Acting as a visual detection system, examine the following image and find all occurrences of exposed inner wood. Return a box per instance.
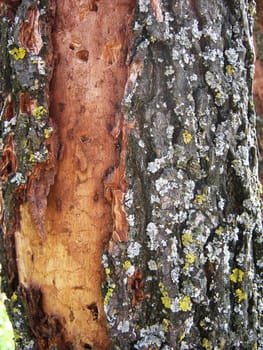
[15,1,135,348]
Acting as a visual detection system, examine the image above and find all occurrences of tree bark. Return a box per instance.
[0,0,262,349]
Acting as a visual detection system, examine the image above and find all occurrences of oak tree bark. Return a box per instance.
[0,0,262,349]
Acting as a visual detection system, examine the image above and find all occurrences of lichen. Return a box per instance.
[182,130,192,144]
[162,318,169,332]
[179,295,192,312]
[104,284,116,307]
[182,232,193,247]
[202,337,212,350]
[184,253,196,266]
[230,268,244,283]
[195,192,207,205]
[235,289,247,303]
[225,64,235,76]
[9,47,26,60]
[123,260,132,271]
[32,105,47,120]
[43,126,53,139]
[158,282,172,310]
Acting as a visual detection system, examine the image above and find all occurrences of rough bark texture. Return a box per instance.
[0,0,262,349]
[103,0,263,349]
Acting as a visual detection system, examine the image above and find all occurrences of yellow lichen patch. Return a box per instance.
[235,288,247,302]
[230,268,244,283]
[9,47,26,60]
[202,338,212,350]
[150,35,156,43]
[179,295,192,312]
[179,331,185,343]
[43,127,53,139]
[11,292,18,302]
[104,284,116,306]
[195,193,206,205]
[182,232,193,247]
[29,154,37,163]
[215,226,224,236]
[182,131,192,144]
[185,253,196,265]
[162,318,169,332]
[199,320,205,328]
[248,2,256,17]
[225,64,235,75]
[105,268,111,276]
[32,106,47,119]
[123,260,132,270]
[159,282,172,309]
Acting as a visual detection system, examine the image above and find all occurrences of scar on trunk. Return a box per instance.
[15,0,136,347]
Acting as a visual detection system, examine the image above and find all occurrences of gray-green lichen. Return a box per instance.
[102,0,263,349]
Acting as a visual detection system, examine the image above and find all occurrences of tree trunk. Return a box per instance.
[0,0,262,349]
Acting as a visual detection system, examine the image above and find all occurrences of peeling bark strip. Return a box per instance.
[16,0,135,348]
[1,0,135,349]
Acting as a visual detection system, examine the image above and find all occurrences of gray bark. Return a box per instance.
[103,0,263,349]
[0,0,262,349]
